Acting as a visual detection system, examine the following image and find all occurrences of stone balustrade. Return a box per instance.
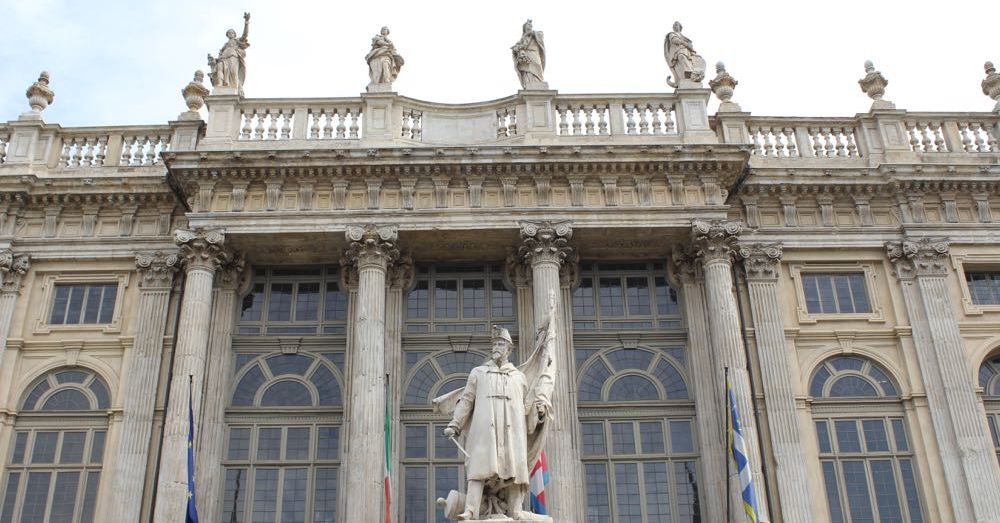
[234,98,364,141]
[119,131,171,166]
[553,94,678,136]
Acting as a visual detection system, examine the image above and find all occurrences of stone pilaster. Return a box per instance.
[0,251,29,368]
[517,221,584,523]
[341,224,399,523]
[196,255,246,522]
[153,229,231,523]
[504,250,534,361]
[671,248,726,523]
[387,253,412,520]
[886,238,1000,522]
[737,243,815,522]
[111,252,179,523]
[690,219,769,521]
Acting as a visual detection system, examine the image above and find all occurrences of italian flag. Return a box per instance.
[384,382,392,523]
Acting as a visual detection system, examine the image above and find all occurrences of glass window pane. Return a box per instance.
[572,278,595,317]
[311,365,342,407]
[50,285,71,324]
[266,354,316,375]
[835,421,862,453]
[850,273,871,313]
[99,284,118,323]
[0,472,20,523]
[59,432,86,464]
[241,283,265,321]
[491,280,513,317]
[607,375,659,401]
[598,278,625,316]
[584,463,610,522]
[42,389,92,411]
[83,285,103,323]
[407,281,429,319]
[10,432,27,464]
[324,282,348,321]
[639,421,666,454]
[257,428,282,460]
[435,466,460,516]
[811,366,832,397]
[817,275,837,314]
[21,472,52,522]
[314,467,338,523]
[228,428,251,460]
[670,420,694,454]
[654,277,679,316]
[870,460,903,523]
[674,461,700,522]
[434,425,457,459]
[643,462,671,523]
[404,466,428,523]
[899,459,924,523]
[90,431,105,464]
[294,283,320,321]
[405,425,428,459]
[862,420,890,452]
[610,422,636,455]
[833,274,854,313]
[89,379,110,410]
[222,468,248,523]
[462,279,486,318]
[435,280,458,318]
[32,432,59,463]
[803,275,821,314]
[581,423,606,456]
[280,468,308,523]
[822,461,845,523]
[50,471,81,522]
[65,285,85,324]
[816,420,833,453]
[613,463,641,520]
[268,283,293,322]
[285,428,310,460]
[260,381,313,407]
[252,468,279,523]
[317,426,339,460]
[80,472,100,523]
[829,376,879,398]
[626,277,651,315]
[233,365,266,407]
[841,460,875,522]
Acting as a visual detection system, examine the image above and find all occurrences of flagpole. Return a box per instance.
[724,366,731,523]
[384,372,392,523]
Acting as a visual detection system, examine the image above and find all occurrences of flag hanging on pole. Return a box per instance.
[529,450,550,515]
[186,376,200,523]
[727,372,761,523]
[384,375,392,523]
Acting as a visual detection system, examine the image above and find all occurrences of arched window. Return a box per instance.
[400,349,487,523]
[810,356,925,522]
[0,368,109,522]
[576,345,698,522]
[979,355,1000,465]
[222,351,344,522]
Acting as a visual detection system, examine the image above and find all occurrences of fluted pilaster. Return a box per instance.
[387,253,412,520]
[112,252,179,523]
[517,221,584,523]
[0,251,29,369]
[738,243,814,522]
[887,238,1000,522]
[504,250,534,361]
[341,224,399,523]
[690,219,769,521]
[153,229,231,523]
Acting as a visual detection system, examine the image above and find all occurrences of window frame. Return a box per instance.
[951,254,1000,316]
[236,266,348,336]
[571,262,681,332]
[33,273,129,334]
[404,263,515,334]
[788,263,884,324]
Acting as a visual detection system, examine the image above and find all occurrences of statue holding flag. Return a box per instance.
[433,293,557,521]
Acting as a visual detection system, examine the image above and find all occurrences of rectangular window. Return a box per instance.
[966,271,1000,305]
[49,283,118,325]
[802,273,871,314]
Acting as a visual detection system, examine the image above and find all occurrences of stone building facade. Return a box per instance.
[1,28,1000,523]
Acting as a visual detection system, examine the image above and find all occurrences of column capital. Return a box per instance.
[886,237,950,278]
[0,250,30,294]
[670,245,702,285]
[342,224,400,272]
[135,251,180,289]
[388,253,415,290]
[738,243,783,281]
[518,220,574,268]
[504,249,532,289]
[175,228,231,272]
[215,253,248,291]
[691,219,742,265]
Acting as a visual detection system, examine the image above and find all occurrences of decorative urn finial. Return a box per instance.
[181,70,211,115]
[25,71,54,114]
[709,61,740,111]
[982,61,1000,113]
[858,60,893,110]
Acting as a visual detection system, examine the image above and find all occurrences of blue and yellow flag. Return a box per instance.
[727,375,761,523]
[187,376,199,523]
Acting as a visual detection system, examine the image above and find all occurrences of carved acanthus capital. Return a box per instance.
[738,243,783,281]
[504,249,532,288]
[886,237,950,278]
[559,251,581,289]
[518,221,574,268]
[175,228,231,272]
[0,251,30,294]
[389,253,415,290]
[216,253,248,291]
[135,251,180,289]
[690,219,742,265]
[341,224,399,272]
[670,245,702,285]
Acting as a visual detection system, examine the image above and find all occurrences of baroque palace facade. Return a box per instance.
[1,18,1000,523]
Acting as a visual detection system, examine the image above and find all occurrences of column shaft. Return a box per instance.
[0,251,29,369]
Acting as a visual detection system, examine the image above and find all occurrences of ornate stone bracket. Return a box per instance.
[886,237,950,279]
[135,252,180,289]
[175,228,232,272]
[690,219,742,264]
[341,224,400,273]
[0,251,31,294]
[738,243,783,281]
[517,221,574,267]
[216,253,248,291]
[669,245,702,285]
[389,252,415,290]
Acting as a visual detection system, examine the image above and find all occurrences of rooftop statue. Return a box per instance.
[982,61,1000,113]
[434,294,557,521]
[366,26,404,93]
[858,60,893,110]
[511,19,548,90]
[664,21,706,89]
[206,12,250,93]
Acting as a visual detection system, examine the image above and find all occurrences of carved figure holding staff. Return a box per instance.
[207,12,251,91]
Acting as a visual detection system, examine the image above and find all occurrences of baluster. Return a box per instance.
[150,136,162,164]
[906,123,920,152]
[240,111,252,140]
[401,111,411,138]
[624,105,637,134]
[553,106,565,135]
[120,136,133,165]
[571,106,583,135]
[145,135,156,164]
[324,110,335,139]
[497,110,508,138]
[959,123,973,152]
[508,109,517,135]
[650,104,663,134]
[280,110,291,139]
[973,122,988,152]
[260,110,272,140]
[933,124,946,152]
[307,110,319,139]
[664,106,676,133]
[834,128,847,157]
[987,124,999,152]
[412,112,421,141]
[807,128,822,157]
[59,139,71,166]
[917,122,933,152]
[783,128,798,157]
[765,127,778,157]
[819,128,834,157]
[335,109,346,139]
[846,131,858,157]
[597,106,608,135]
[349,108,360,139]
[751,127,763,156]
[637,105,650,134]
[584,106,596,135]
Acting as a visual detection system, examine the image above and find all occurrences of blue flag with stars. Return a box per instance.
[187,376,199,523]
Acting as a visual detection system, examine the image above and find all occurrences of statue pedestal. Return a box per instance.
[462,518,553,522]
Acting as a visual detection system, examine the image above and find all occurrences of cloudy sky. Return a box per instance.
[1,0,997,127]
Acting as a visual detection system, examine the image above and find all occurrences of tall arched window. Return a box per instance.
[0,368,109,523]
[576,345,698,522]
[979,355,1000,465]
[810,356,925,522]
[222,351,344,522]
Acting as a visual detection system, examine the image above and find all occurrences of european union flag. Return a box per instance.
[187,376,199,523]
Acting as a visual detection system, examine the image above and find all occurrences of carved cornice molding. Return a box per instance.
[690,219,742,264]
[518,221,574,268]
[135,251,179,289]
[175,228,231,272]
[0,250,30,294]
[738,243,783,281]
[341,224,400,272]
[886,237,950,279]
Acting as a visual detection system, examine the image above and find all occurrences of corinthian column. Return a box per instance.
[738,243,814,522]
[196,256,245,522]
[112,252,179,523]
[887,238,1000,521]
[517,221,584,523]
[153,229,231,523]
[341,224,399,523]
[689,219,769,520]
[0,251,29,368]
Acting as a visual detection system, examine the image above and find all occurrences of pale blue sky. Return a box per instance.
[1,0,997,127]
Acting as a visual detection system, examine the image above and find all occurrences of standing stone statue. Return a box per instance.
[664,21,706,88]
[511,19,548,90]
[207,12,251,92]
[433,295,557,521]
[366,26,404,93]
